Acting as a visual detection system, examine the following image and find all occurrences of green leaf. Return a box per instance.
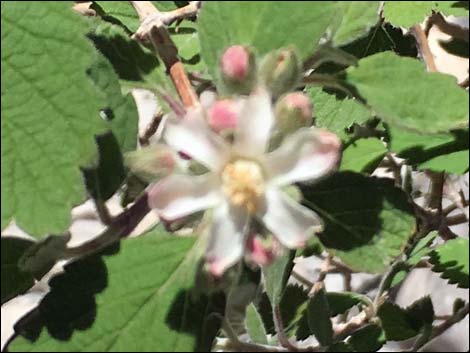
[308,87,372,139]
[9,231,226,352]
[326,292,370,316]
[430,238,469,288]
[340,23,418,60]
[301,172,416,273]
[82,132,127,202]
[434,1,470,17]
[307,286,333,346]
[94,1,178,32]
[170,21,205,72]
[262,250,295,306]
[420,150,469,174]
[384,1,469,28]
[332,2,381,46]
[88,52,139,152]
[281,285,309,334]
[377,301,419,340]
[304,43,358,71]
[348,324,385,351]
[224,265,261,334]
[388,127,469,173]
[1,2,106,236]
[407,232,438,267]
[384,2,436,28]
[378,297,434,342]
[18,234,70,280]
[407,296,434,330]
[89,21,170,93]
[1,237,36,304]
[346,52,469,133]
[198,1,335,79]
[245,303,268,344]
[341,138,387,174]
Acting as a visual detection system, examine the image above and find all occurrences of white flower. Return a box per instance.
[149,88,341,276]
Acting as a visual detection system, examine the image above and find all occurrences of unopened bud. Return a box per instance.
[206,99,239,133]
[246,234,283,267]
[275,92,313,135]
[125,144,179,182]
[220,45,256,94]
[259,47,301,98]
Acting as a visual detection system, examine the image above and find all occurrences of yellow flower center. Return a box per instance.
[221,159,265,214]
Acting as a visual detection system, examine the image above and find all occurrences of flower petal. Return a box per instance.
[164,112,230,170]
[265,127,341,187]
[148,173,222,221]
[206,202,249,277]
[258,188,323,248]
[234,88,274,156]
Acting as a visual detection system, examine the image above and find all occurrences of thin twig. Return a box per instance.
[373,260,405,308]
[65,192,150,258]
[72,1,96,16]
[339,272,353,322]
[411,25,437,72]
[333,312,369,341]
[159,1,201,26]
[386,153,403,187]
[445,213,469,226]
[139,111,164,146]
[412,303,469,352]
[131,1,199,108]
[273,305,299,351]
[93,198,113,225]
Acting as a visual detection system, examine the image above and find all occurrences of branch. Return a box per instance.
[409,303,470,352]
[273,305,300,351]
[131,1,199,109]
[65,192,150,258]
[139,110,164,146]
[411,25,437,72]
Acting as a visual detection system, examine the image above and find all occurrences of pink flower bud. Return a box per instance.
[246,234,278,267]
[220,45,256,94]
[207,99,239,133]
[275,92,313,135]
[220,45,250,81]
[283,92,313,120]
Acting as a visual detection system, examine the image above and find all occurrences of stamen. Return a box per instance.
[222,159,265,214]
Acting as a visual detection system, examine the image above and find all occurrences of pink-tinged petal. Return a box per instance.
[246,234,277,267]
[207,99,240,133]
[258,188,323,249]
[206,202,249,277]
[164,113,230,170]
[265,127,341,187]
[148,173,222,221]
[234,88,275,156]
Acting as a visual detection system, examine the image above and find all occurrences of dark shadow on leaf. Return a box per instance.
[14,244,119,343]
[165,289,226,352]
[397,129,469,166]
[181,53,202,66]
[1,237,36,305]
[452,1,470,10]
[300,172,413,251]
[439,37,469,58]
[168,27,197,35]
[88,32,163,82]
[317,23,417,76]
